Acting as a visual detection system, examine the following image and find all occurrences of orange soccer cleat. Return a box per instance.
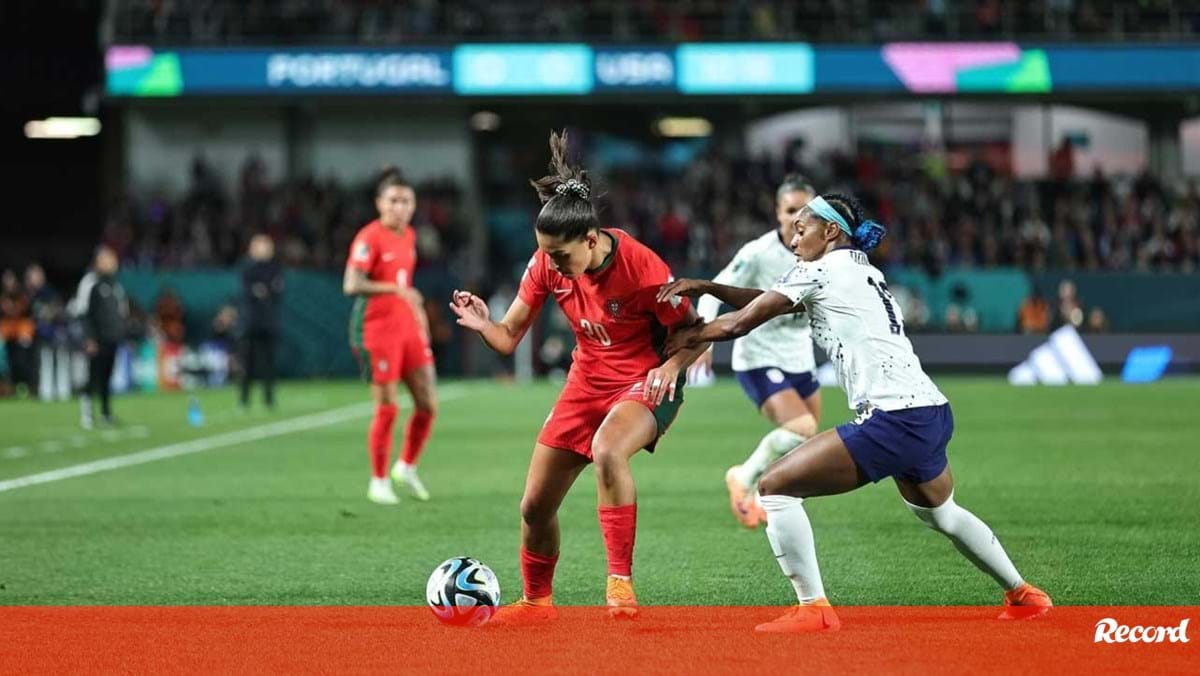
[725,466,761,529]
[606,576,639,619]
[489,596,559,626]
[754,599,841,633]
[999,582,1053,620]
[741,494,768,526]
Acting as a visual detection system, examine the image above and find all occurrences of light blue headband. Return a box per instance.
[806,196,852,236]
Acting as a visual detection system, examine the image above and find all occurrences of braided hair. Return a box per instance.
[529,130,599,241]
[822,192,887,253]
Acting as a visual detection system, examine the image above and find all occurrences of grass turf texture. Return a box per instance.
[0,377,1197,606]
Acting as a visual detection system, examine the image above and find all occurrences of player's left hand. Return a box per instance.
[664,324,703,356]
[643,363,680,405]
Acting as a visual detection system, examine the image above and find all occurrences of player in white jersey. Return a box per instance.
[660,193,1051,632]
[693,175,821,529]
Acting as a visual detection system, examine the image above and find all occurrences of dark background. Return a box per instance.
[0,1,104,286]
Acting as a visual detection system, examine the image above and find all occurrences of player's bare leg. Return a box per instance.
[392,363,437,500]
[592,401,658,619]
[729,388,822,528]
[492,444,589,625]
[754,429,866,632]
[366,381,401,505]
[896,467,1052,620]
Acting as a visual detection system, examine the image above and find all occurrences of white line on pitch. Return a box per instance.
[0,388,462,494]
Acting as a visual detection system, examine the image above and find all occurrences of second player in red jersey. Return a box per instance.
[450,130,709,622]
[344,168,438,505]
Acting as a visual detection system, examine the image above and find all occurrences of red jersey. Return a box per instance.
[518,229,692,388]
[347,220,418,344]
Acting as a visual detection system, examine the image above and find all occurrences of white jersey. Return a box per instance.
[771,249,947,412]
[698,230,815,373]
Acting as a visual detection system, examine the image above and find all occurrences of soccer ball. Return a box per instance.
[425,556,501,626]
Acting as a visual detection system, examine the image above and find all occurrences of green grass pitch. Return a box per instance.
[1,377,1197,606]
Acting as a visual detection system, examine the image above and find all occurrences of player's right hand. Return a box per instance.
[449,290,489,331]
[656,278,707,303]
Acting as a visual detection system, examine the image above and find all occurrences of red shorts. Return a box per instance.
[538,377,685,460]
[356,333,434,385]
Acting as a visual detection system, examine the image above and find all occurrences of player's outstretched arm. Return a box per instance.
[657,279,764,311]
[449,290,536,356]
[666,290,796,355]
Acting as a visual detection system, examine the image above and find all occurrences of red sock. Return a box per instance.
[598,504,637,577]
[400,409,435,466]
[368,403,398,478]
[520,548,559,600]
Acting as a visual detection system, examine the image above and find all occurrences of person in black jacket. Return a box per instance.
[239,234,283,409]
[76,246,129,428]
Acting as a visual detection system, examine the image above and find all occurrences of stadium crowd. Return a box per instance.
[109,0,1199,45]
[100,155,470,271]
[103,147,1199,278]
[599,145,1200,277]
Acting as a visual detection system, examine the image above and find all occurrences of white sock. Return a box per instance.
[735,428,804,488]
[905,493,1024,591]
[761,494,826,604]
[370,477,391,491]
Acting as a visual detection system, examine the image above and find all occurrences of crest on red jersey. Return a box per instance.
[606,299,622,317]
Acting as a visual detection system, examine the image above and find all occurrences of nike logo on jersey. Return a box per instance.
[553,288,572,295]
[382,253,396,261]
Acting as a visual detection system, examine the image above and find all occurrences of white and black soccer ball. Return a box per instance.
[425,556,501,627]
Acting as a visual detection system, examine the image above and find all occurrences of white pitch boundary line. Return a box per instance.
[0,388,463,494]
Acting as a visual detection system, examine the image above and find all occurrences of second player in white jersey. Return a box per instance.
[659,192,1050,632]
[771,248,946,412]
[694,175,822,530]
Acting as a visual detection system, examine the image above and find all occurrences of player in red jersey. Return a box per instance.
[344,168,438,505]
[450,131,709,622]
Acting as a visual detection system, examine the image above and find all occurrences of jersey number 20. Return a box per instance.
[580,319,613,346]
[867,277,903,335]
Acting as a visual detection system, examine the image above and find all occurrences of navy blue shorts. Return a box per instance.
[735,367,820,409]
[836,404,953,484]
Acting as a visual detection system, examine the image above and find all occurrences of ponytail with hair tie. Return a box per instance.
[852,220,887,253]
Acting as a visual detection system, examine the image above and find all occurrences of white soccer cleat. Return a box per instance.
[392,463,430,501]
[367,478,400,505]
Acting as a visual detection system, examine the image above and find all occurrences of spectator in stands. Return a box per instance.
[27,264,69,401]
[76,246,130,428]
[944,283,980,333]
[1050,138,1075,183]
[1085,306,1109,333]
[0,269,36,396]
[889,284,930,332]
[1054,279,1085,330]
[154,289,187,345]
[1017,286,1051,334]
